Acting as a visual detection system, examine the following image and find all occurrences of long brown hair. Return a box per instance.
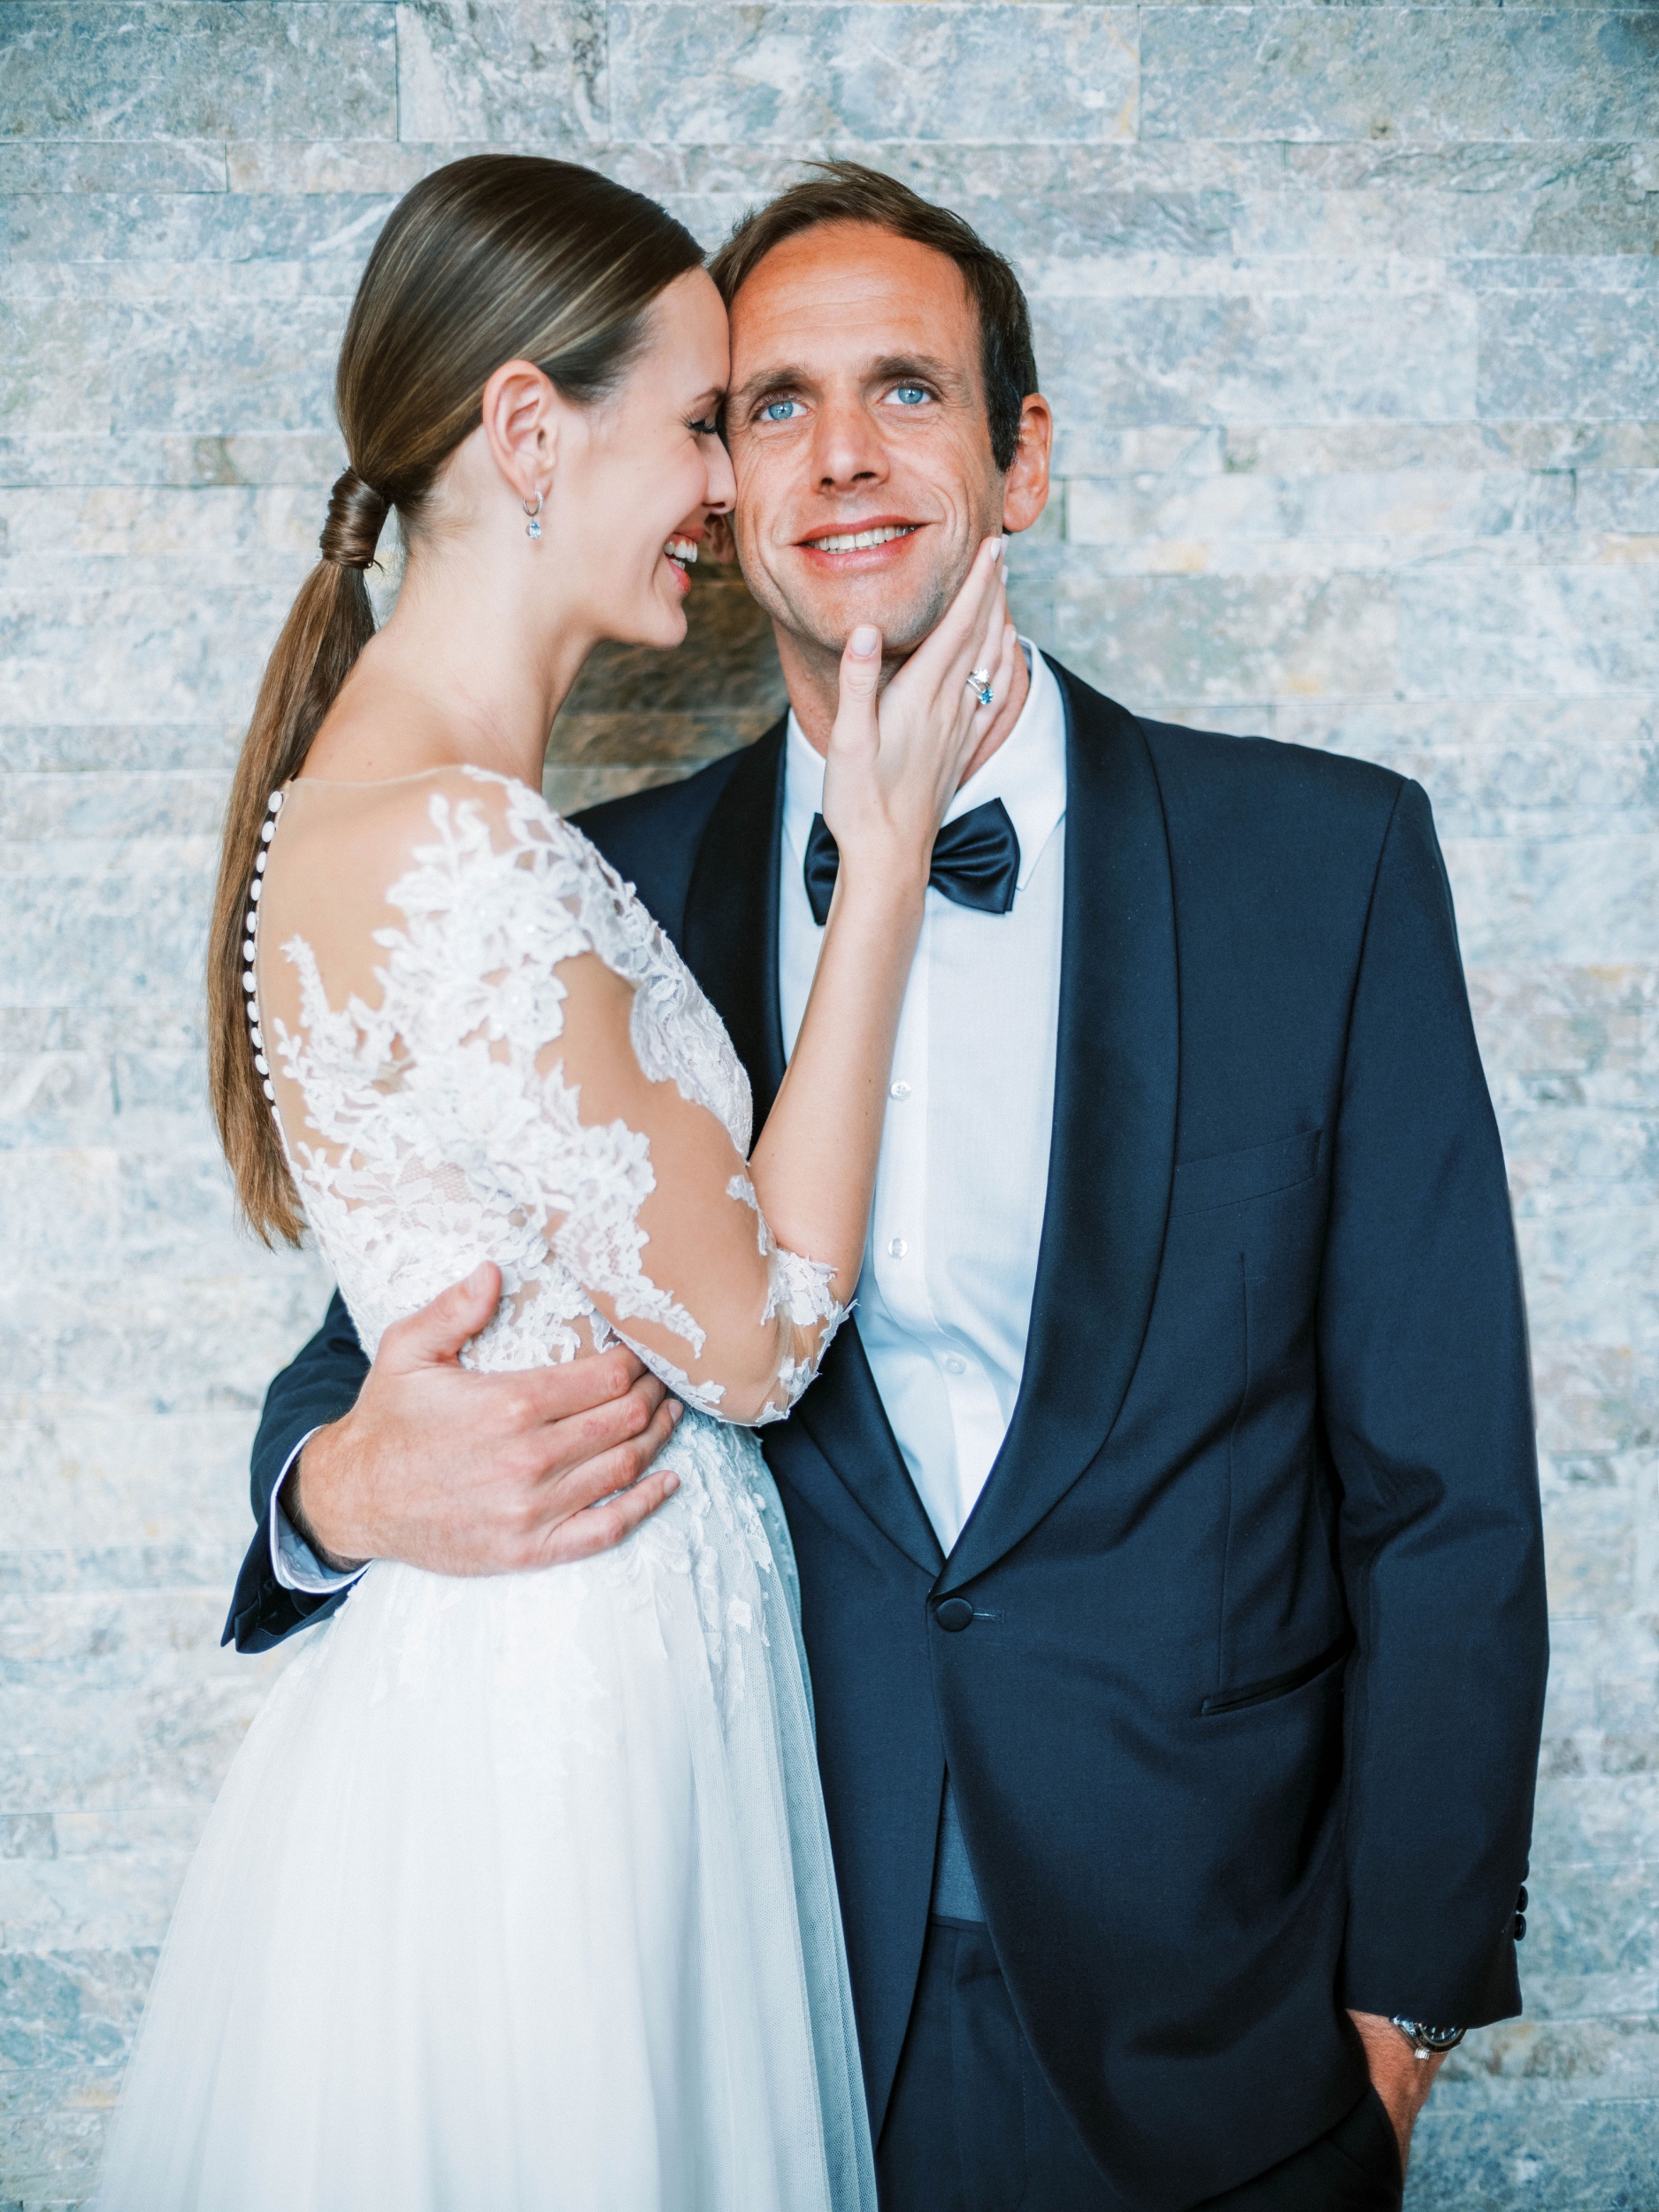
[210,156,703,1243]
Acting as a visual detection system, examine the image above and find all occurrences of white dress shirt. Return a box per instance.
[273,642,1068,1587]
[779,644,1067,1554]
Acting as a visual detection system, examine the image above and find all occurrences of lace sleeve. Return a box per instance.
[526,925,850,1425]
[260,768,846,1423]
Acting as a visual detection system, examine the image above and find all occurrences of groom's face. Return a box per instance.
[723,222,1022,672]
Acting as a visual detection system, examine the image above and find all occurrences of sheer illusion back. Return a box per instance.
[252,767,844,1417]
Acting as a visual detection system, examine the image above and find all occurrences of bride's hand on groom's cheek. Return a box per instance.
[290,1263,684,1578]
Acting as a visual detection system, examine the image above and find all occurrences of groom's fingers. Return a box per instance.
[525,1388,685,1567]
[538,1467,684,1568]
[379,1261,503,1371]
[302,1310,679,1571]
[516,1370,674,1486]
[380,1277,656,1431]
[562,1385,681,1503]
[505,1348,657,1438]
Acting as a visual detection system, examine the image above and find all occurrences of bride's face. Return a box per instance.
[553,267,735,650]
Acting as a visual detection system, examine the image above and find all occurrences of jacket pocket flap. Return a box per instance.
[1171,1127,1322,1217]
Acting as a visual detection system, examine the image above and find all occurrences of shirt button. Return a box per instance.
[943,1355,966,1374]
[889,1080,910,1100]
[887,1237,907,1258]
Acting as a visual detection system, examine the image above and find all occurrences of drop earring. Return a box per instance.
[523,490,543,541]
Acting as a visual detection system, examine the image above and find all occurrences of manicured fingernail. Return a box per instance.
[991,536,1005,561]
[663,1472,680,1493]
[849,625,879,657]
[669,1399,684,1421]
[465,1263,491,1292]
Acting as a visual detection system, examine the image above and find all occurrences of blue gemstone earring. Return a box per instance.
[523,490,543,541]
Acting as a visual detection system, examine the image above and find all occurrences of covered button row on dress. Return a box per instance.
[243,790,283,1118]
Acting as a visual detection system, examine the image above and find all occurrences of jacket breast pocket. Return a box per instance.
[1169,1128,1323,1219]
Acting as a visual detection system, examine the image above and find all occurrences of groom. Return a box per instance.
[229,165,1547,2210]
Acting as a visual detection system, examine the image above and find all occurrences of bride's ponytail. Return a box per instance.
[207,484,380,1244]
[207,156,703,1243]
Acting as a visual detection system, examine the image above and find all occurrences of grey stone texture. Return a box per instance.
[0,2,1654,2204]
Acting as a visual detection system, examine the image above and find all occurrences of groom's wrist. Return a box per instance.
[289,1425,371,1575]
[1346,2008,1444,2142]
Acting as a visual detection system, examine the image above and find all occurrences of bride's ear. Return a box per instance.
[480,359,565,510]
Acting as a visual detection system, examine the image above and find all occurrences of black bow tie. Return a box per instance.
[803,798,1021,928]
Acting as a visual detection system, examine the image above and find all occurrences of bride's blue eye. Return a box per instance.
[761,399,800,422]
[687,416,720,436]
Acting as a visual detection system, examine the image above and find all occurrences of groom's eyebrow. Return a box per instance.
[730,361,818,412]
[867,351,966,396]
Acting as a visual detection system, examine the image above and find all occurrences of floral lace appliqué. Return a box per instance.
[266,769,843,1423]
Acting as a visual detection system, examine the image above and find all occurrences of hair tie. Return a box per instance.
[319,467,389,571]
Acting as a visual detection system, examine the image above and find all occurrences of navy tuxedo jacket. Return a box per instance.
[230,665,1547,2210]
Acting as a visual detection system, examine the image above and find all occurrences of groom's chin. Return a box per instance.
[767,571,950,669]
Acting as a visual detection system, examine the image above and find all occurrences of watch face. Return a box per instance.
[1392,2016,1465,2053]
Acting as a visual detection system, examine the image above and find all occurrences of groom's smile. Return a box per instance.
[795,514,925,566]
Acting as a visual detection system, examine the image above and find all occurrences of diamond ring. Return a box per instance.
[967,667,995,708]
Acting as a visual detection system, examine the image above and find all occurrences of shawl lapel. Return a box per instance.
[940,666,1179,1593]
[680,719,789,1132]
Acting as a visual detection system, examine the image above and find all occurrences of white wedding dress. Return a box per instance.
[97,768,877,2212]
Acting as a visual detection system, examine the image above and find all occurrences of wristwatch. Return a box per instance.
[1390,2016,1466,2061]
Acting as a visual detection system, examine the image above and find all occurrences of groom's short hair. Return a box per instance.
[707,163,1039,474]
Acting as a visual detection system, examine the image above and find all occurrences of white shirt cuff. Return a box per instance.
[268,1431,367,1595]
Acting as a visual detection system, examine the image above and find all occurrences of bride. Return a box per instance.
[96,154,1014,2209]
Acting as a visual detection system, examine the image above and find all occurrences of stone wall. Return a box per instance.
[2,7,1656,2206]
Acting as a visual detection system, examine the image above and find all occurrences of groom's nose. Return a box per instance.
[808,390,888,495]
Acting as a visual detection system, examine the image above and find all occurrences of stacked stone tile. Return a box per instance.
[1,6,1655,2205]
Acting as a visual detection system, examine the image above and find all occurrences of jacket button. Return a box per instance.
[1514,1912,1527,1941]
[935,1597,974,1632]
[1517,1886,1528,1913]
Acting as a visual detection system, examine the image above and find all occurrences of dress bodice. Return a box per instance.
[246,766,843,1421]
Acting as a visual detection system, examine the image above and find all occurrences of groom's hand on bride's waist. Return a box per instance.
[288,1263,684,1578]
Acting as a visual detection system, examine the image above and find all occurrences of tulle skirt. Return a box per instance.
[96,1414,875,2212]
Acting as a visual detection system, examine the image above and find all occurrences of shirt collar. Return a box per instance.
[782,641,1067,896]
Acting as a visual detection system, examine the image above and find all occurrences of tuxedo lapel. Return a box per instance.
[791,1326,946,1576]
[680,718,789,1128]
[680,719,941,1577]
[941,667,1179,1593]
